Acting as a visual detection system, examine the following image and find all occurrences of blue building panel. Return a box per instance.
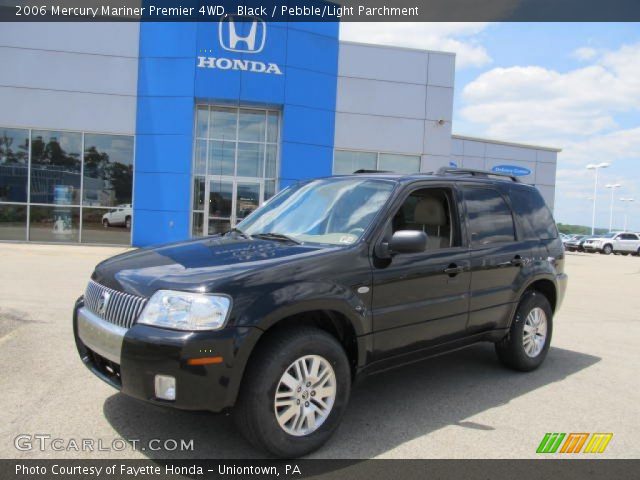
[139,22,198,58]
[135,97,194,136]
[280,142,334,182]
[284,68,338,110]
[138,57,196,97]
[281,104,336,147]
[132,209,191,246]
[285,28,339,74]
[133,172,191,212]
[135,135,193,175]
[134,19,339,246]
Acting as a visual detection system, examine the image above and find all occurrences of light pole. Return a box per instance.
[605,183,621,232]
[620,198,634,231]
[586,163,610,235]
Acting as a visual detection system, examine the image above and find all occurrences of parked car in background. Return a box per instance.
[583,232,640,255]
[102,204,132,229]
[564,235,589,252]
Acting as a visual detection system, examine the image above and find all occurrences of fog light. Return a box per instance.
[154,375,176,401]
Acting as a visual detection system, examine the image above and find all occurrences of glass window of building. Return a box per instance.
[192,105,280,237]
[378,153,420,174]
[333,150,420,175]
[30,130,82,205]
[0,127,29,203]
[0,126,134,245]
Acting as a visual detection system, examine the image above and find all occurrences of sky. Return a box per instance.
[340,23,640,231]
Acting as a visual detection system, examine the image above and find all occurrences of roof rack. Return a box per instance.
[435,167,521,183]
[353,169,393,174]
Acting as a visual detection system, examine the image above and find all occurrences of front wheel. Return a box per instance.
[603,244,613,255]
[234,328,351,457]
[495,290,553,371]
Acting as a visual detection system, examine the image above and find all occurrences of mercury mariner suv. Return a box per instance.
[73,168,567,457]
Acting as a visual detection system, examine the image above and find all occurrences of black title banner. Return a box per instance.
[1,0,640,22]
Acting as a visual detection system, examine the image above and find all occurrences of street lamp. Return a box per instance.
[620,198,634,231]
[605,183,621,232]
[586,163,610,235]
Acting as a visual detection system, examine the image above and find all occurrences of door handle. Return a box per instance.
[498,255,524,267]
[444,264,465,276]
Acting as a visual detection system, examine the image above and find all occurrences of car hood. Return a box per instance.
[92,235,336,297]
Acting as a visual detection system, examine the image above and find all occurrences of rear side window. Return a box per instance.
[462,187,516,246]
[508,185,559,240]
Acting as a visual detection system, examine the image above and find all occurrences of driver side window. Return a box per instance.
[391,187,458,250]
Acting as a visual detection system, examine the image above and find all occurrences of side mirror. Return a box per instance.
[388,230,428,254]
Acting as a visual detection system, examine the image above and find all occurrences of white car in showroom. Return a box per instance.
[583,232,640,255]
[102,204,132,229]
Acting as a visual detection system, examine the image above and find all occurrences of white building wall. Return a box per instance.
[451,135,559,209]
[335,41,455,170]
[0,23,139,134]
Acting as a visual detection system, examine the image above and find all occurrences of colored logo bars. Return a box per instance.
[537,433,613,454]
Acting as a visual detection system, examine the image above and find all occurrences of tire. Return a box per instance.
[603,244,613,255]
[495,290,553,372]
[102,219,109,228]
[125,216,131,229]
[234,327,351,458]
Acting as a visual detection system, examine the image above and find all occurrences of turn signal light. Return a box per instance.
[186,356,223,366]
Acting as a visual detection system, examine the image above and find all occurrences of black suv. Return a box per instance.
[73,168,567,457]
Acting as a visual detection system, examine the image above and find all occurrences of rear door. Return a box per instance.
[461,184,531,333]
[618,233,640,252]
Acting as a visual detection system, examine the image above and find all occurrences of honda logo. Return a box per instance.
[219,16,266,54]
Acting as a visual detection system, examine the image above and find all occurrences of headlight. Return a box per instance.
[138,290,231,331]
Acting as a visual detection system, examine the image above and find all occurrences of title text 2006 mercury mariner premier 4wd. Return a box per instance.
[73,168,567,457]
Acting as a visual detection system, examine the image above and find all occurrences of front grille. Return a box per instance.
[84,280,147,329]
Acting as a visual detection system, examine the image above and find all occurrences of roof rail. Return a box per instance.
[353,169,393,174]
[436,167,521,183]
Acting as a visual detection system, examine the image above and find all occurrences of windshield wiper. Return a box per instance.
[252,232,302,245]
[225,227,252,239]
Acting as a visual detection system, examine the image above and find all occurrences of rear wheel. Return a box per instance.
[234,328,351,458]
[495,290,553,372]
[125,216,131,229]
[102,219,109,228]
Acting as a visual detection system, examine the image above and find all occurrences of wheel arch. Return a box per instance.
[522,277,557,313]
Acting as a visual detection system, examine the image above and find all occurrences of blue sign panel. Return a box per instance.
[133,20,339,246]
[491,164,532,177]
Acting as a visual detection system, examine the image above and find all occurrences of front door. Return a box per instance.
[371,186,471,360]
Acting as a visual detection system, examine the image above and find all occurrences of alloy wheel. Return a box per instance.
[523,307,547,358]
[274,355,337,436]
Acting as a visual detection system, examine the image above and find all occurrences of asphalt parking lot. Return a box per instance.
[0,243,638,459]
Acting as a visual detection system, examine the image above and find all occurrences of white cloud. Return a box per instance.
[339,22,492,68]
[572,46,598,61]
[458,42,640,229]
[460,42,640,143]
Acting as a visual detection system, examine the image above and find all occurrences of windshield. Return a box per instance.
[236,178,395,245]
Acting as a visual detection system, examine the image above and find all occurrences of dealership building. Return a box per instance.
[0,21,559,246]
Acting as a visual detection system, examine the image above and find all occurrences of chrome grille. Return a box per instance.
[84,280,147,329]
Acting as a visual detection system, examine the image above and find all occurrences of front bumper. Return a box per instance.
[73,299,262,412]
